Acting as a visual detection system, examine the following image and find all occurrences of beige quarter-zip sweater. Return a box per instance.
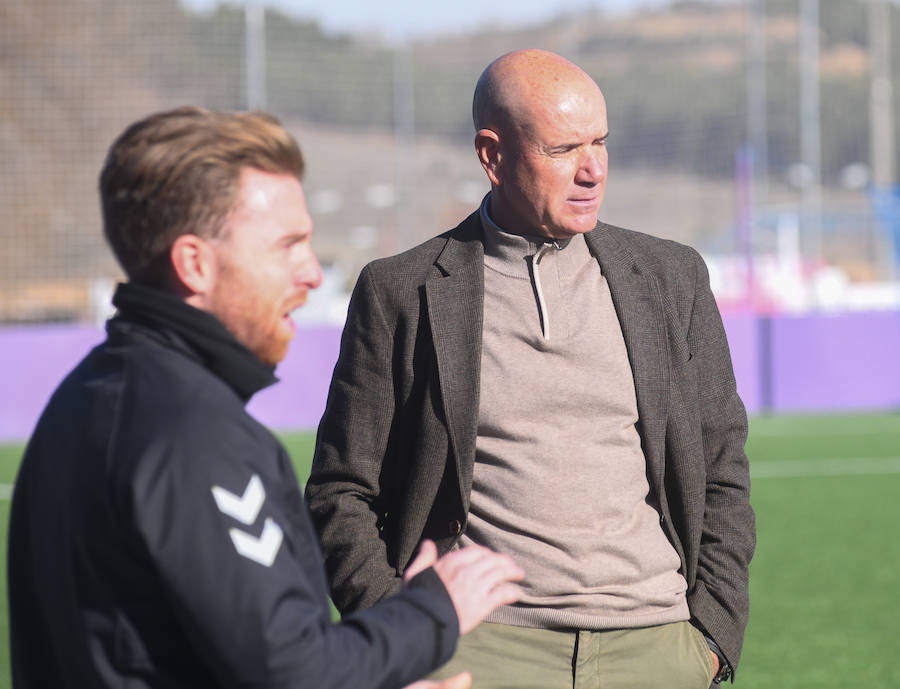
[460,196,690,630]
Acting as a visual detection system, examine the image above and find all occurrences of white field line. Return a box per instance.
[1,457,899,498]
[750,456,900,479]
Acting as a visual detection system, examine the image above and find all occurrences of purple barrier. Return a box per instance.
[722,313,762,415]
[0,325,106,443]
[2,310,898,442]
[0,323,341,443]
[245,326,342,432]
[767,311,900,412]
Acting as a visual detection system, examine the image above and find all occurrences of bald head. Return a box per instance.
[472,49,603,138]
[472,49,609,239]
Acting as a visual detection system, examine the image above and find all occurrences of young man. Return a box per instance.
[7,106,522,689]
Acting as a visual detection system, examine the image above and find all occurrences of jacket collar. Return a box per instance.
[585,223,669,489]
[433,211,485,275]
[109,282,278,402]
[426,212,485,506]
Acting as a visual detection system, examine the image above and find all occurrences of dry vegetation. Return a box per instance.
[1,0,894,321]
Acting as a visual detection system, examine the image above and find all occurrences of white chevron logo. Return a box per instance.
[229,518,284,567]
[211,475,265,525]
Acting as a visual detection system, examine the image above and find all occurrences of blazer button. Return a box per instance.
[449,519,462,535]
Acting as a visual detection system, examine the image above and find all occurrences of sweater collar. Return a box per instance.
[110,282,278,402]
[479,193,592,279]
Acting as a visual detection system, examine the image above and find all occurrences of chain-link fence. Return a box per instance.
[2,0,898,323]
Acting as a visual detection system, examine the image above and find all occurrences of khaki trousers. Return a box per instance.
[429,620,716,689]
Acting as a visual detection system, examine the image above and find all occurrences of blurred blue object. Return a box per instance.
[869,185,900,268]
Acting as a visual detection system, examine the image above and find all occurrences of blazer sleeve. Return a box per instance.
[305,265,406,612]
[683,248,756,674]
[128,416,458,689]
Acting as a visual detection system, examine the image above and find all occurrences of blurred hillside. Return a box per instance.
[2,0,898,322]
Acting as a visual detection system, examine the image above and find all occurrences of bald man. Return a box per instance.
[307,50,754,689]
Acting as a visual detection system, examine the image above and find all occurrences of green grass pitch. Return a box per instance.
[2,413,899,688]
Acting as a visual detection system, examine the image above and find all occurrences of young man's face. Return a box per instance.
[205,167,322,366]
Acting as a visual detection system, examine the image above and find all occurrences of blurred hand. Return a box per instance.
[404,539,523,635]
[403,672,472,689]
[403,539,441,582]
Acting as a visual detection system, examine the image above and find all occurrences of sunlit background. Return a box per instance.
[2,1,900,687]
[3,0,899,327]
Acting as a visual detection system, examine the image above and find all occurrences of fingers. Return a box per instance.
[435,545,523,583]
[403,541,524,634]
[403,539,439,584]
[402,672,473,689]
[483,581,521,609]
[432,546,524,635]
[709,650,720,676]
[438,671,473,689]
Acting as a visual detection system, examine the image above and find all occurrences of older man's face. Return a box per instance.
[492,84,608,239]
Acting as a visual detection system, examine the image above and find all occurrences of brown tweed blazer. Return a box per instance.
[306,211,755,672]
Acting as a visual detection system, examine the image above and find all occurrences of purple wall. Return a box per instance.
[715,310,900,414]
[722,313,762,414]
[766,311,900,412]
[0,323,342,443]
[2,310,899,442]
[1,325,106,443]
[245,326,342,432]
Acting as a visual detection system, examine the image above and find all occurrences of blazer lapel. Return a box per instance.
[586,226,669,491]
[425,216,484,507]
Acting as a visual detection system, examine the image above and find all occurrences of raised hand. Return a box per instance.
[404,539,524,635]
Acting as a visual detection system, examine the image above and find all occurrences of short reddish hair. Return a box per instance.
[99,106,304,284]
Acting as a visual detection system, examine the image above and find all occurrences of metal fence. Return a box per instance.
[2,0,897,323]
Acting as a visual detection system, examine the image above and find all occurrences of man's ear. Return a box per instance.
[169,234,217,297]
[475,128,503,186]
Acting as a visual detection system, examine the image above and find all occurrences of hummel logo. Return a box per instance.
[229,519,284,568]
[212,475,265,525]
[211,475,283,568]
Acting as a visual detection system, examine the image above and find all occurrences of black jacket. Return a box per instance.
[8,283,458,689]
